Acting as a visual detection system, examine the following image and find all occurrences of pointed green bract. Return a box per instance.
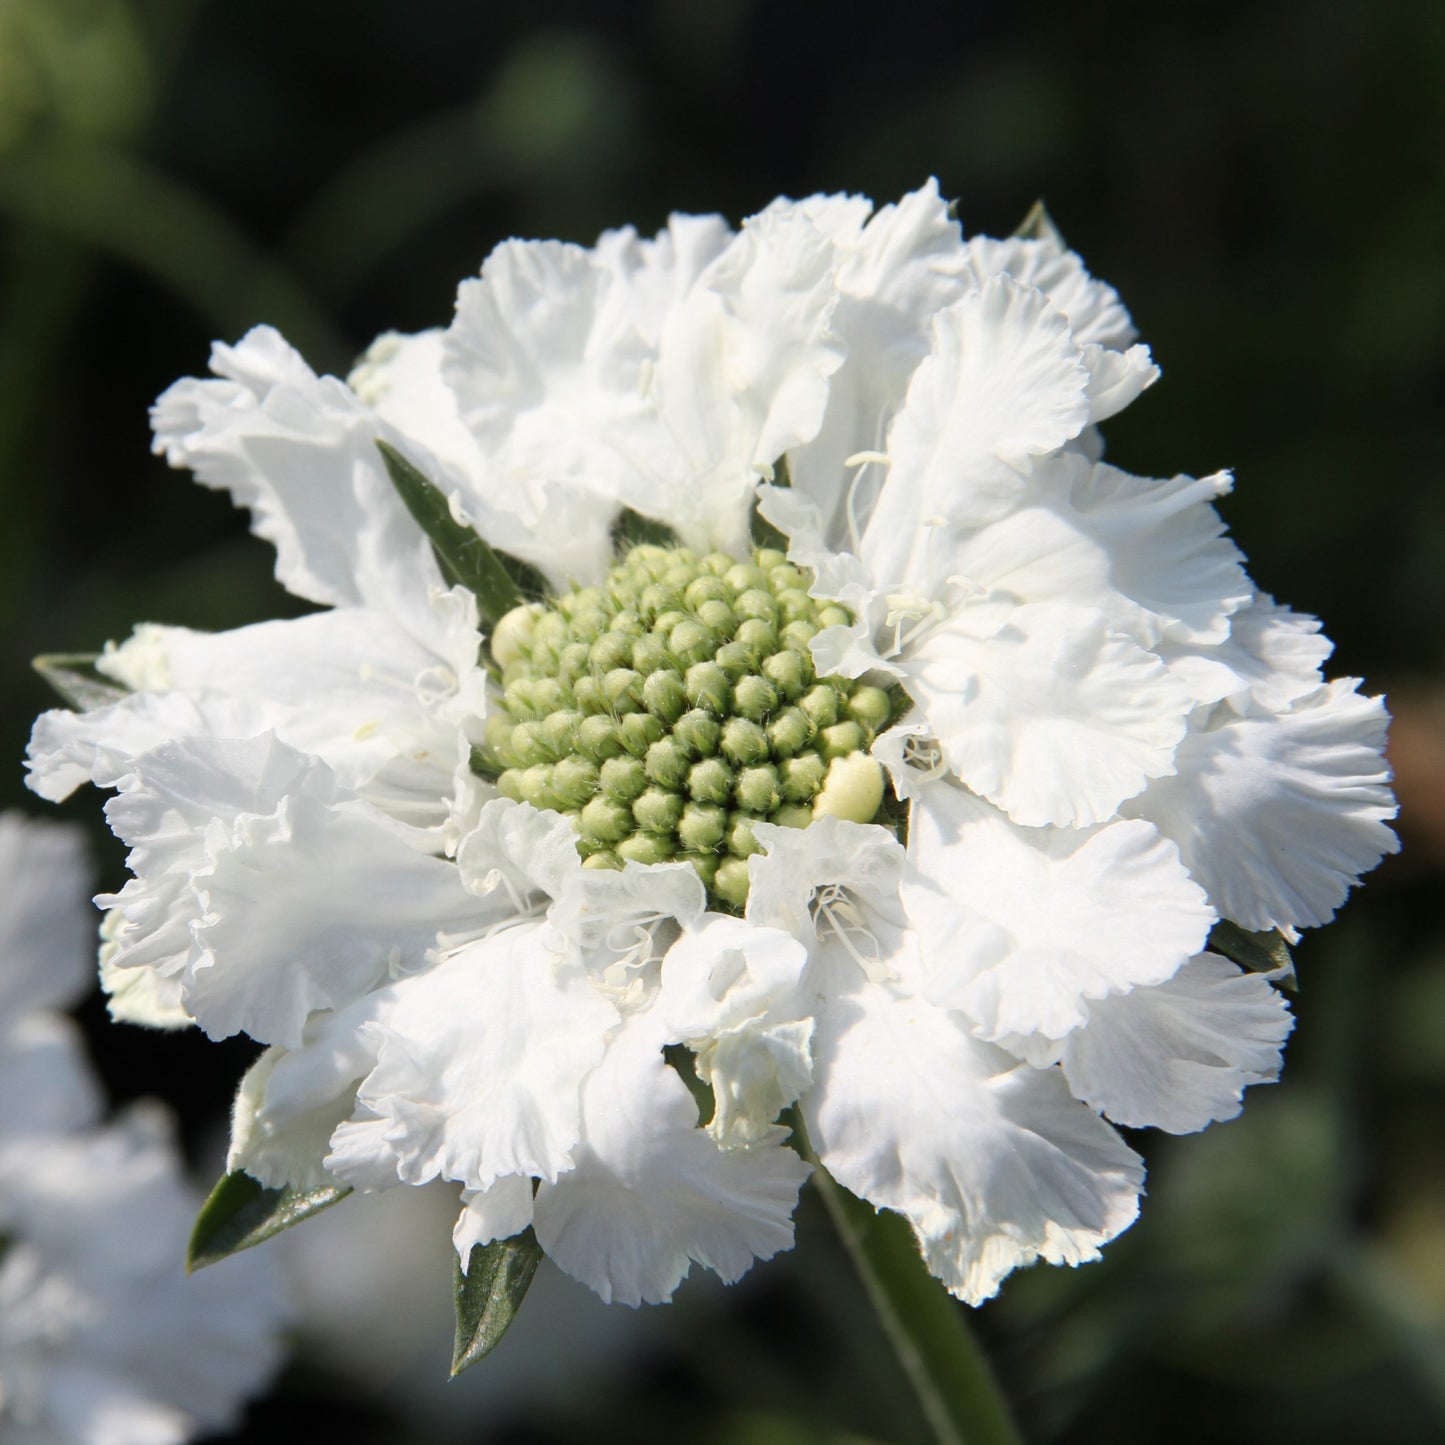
[1209,919,1297,989]
[187,1170,350,1272]
[376,439,532,626]
[611,506,679,551]
[1012,198,1066,250]
[33,653,128,712]
[451,1229,545,1376]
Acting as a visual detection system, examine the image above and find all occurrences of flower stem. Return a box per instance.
[793,1115,1025,1445]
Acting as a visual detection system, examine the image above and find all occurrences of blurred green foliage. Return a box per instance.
[2,1,1442,1441]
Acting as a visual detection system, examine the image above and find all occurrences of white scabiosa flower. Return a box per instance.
[28,182,1396,1322]
[0,814,290,1443]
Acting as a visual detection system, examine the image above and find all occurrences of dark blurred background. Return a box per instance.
[2,2,1443,1442]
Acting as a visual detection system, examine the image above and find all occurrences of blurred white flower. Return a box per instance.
[0,814,290,1443]
[28,181,1397,1309]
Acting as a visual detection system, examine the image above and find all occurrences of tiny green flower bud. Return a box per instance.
[820,720,866,759]
[483,712,514,756]
[781,752,827,802]
[713,857,752,908]
[846,685,893,737]
[630,633,672,676]
[720,717,769,767]
[640,583,680,618]
[694,599,737,635]
[767,707,813,758]
[558,641,591,681]
[734,588,779,624]
[735,765,781,813]
[645,737,690,790]
[734,618,778,657]
[762,649,809,700]
[580,794,632,844]
[771,804,814,829]
[684,575,731,609]
[581,849,622,871]
[725,562,767,593]
[602,668,643,711]
[673,709,721,758]
[669,618,715,667]
[572,675,606,714]
[754,547,786,571]
[617,831,677,865]
[768,563,806,592]
[551,755,600,807]
[727,812,763,857]
[539,709,581,756]
[599,756,647,802]
[576,715,624,761]
[685,661,730,714]
[818,604,851,628]
[680,851,720,888]
[687,757,734,805]
[642,668,688,723]
[496,769,526,801]
[517,765,557,810]
[571,609,608,643]
[781,619,819,650]
[632,788,685,834]
[714,641,755,679]
[618,711,664,757]
[800,685,840,728]
[510,721,550,766]
[678,802,728,852]
[812,753,885,824]
[534,611,569,650]
[503,680,537,720]
[733,675,779,722]
[489,604,537,668]
[701,551,733,576]
[590,632,634,673]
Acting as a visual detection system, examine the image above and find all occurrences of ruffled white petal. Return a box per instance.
[1125,680,1398,931]
[861,275,1092,593]
[151,326,456,651]
[905,782,1213,1043]
[98,734,481,1047]
[805,960,1143,1304]
[531,1013,810,1305]
[1054,953,1293,1133]
[660,915,813,1145]
[906,598,1190,827]
[952,454,1249,647]
[454,1176,536,1260]
[327,919,617,1192]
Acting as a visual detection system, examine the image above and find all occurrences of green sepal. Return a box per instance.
[33,653,128,712]
[1011,198,1066,249]
[750,454,792,551]
[187,1170,350,1272]
[376,439,543,625]
[611,507,679,551]
[451,1228,545,1376]
[1208,919,1297,989]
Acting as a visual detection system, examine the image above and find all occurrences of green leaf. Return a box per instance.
[611,506,679,551]
[751,455,792,551]
[187,1170,350,1272]
[1208,919,1296,987]
[33,653,128,712]
[1011,198,1066,250]
[452,1229,545,1376]
[376,439,531,626]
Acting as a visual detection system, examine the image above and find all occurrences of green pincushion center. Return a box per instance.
[483,543,900,907]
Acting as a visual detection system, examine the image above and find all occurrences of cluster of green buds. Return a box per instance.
[482,544,904,908]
